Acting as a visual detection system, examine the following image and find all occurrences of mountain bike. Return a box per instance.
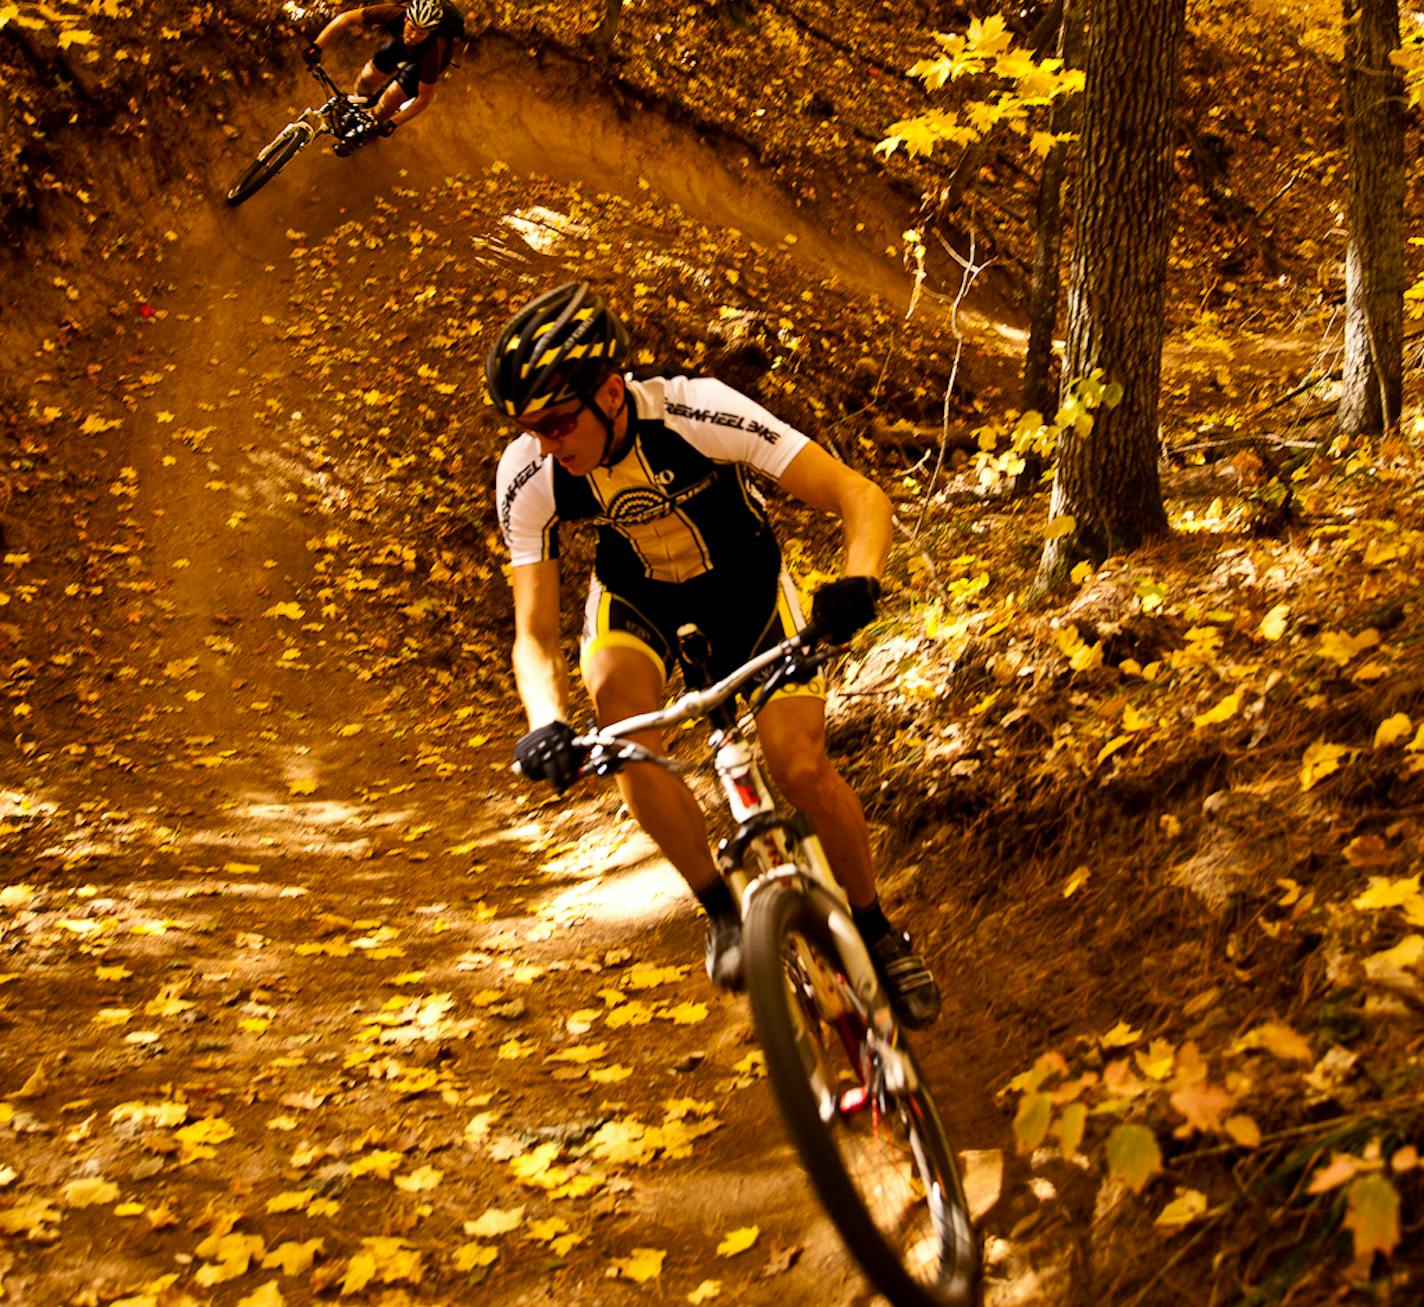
[225,64,382,206]
[563,624,981,1307]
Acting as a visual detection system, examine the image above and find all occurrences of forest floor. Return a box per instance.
[2,5,1423,1307]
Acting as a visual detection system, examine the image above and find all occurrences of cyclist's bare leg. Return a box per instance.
[353,61,386,98]
[371,82,409,122]
[583,643,721,894]
[755,694,877,908]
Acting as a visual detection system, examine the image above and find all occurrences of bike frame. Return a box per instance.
[284,65,377,150]
[574,632,901,1046]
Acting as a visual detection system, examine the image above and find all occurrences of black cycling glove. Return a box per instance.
[514,720,581,792]
[302,42,322,65]
[377,120,397,137]
[810,575,881,645]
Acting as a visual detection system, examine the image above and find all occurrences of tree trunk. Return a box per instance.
[591,0,624,60]
[1035,0,1186,591]
[1338,0,1404,434]
[1020,0,1084,418]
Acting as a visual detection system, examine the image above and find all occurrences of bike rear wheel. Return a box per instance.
[225,122,313,206]
[744,880,980,1307]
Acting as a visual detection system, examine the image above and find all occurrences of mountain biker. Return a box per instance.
[487,281,943,1029]
[302,0,464,142]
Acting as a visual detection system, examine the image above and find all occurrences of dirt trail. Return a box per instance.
[1,43,1011,1307]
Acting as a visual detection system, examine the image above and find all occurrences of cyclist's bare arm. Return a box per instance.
[383,78,438,127]
[511,559,570,728]
[776,443,893,581]
[311,8,374,53]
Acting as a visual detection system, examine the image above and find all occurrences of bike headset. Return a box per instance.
[485,281,632,469]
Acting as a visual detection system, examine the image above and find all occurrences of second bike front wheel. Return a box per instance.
[225,122,313,206]
[744,880,981,1307]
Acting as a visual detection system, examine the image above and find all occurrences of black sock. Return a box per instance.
[696,880,736,921]
[852,899,893,942]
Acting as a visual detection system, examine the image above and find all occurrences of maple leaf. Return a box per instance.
[1053,1102,1086,1159]
[1257,604,1290,640]
[464,1206,523,1237]
[1344,1174,1400,1260]
[609,1248,666,1283]
[1012,1092,1051,1155]
[349,1150,405,1180]
[1105,1123,1162,1193]
[61,1177,119,1208]
[1365,935,1424,975]
[393,1165,443,1192]
[1193,693,1240,728]
[195,1233,265,1286]
[1155,1188,1208,1227]
[606,1001,655,1028]
[1233,1022,1313,1063]
[546,1042,608,1064]
[1100,1020,1142,1049]
[716,1226,760,1256]
[1318,628,1379,666]
[1225,1115,1262,1147]
[525,1216,570,1242]
[658,1002,709,1025]
[590,1119,656,1166]
[1353,875,1420,910]
[341,1238,424,1294]
[453,1241,499,1271]
[261,1239,323,1275]
[0,1197,60,1238]
[1170,1080,1235,1134]
[1300,742,1349,791]
[1374,713,1412,748]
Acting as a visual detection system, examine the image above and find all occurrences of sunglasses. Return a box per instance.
[521,400,586,442]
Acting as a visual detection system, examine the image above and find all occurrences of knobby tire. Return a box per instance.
[744,880,980,1307]
[225,123,311,206]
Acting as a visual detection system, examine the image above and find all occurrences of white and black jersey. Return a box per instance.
[495,374,810,591]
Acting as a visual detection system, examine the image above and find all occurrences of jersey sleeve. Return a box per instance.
[656,376,811,482]
[495,438,559,567]
[357,5,405,27]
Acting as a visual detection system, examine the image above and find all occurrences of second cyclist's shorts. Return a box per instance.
[580,567,824,702]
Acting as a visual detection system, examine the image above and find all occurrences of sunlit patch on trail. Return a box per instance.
[540,860,683,929]
[501,206,590,256]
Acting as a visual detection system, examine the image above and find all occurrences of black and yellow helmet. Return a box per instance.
[485,282,630,417]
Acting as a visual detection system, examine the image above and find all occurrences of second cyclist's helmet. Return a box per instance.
[405,0,443,28]
[486,282,630,417]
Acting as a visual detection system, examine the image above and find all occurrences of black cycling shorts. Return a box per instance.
[372,39,448,95]
[579,568,823,702]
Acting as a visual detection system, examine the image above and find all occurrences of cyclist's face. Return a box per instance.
[403,19,434,41]
[520,398,600,472]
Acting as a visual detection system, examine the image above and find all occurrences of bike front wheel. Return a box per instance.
[225,122,313,206]
[744,880,980,1307]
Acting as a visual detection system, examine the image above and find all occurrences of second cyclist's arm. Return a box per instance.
[777,442,893,581]
[511,559,570,728]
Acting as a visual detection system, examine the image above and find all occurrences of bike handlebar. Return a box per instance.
[568,626,838,772]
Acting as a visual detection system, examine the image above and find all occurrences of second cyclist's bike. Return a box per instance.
[225,64,382,206]
[562,623,981,1307]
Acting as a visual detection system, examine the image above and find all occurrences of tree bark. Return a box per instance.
[1338,0,1404,434]
[591,0,624,60]
[1020,0,1084,419]
[1036,0,1186,591]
